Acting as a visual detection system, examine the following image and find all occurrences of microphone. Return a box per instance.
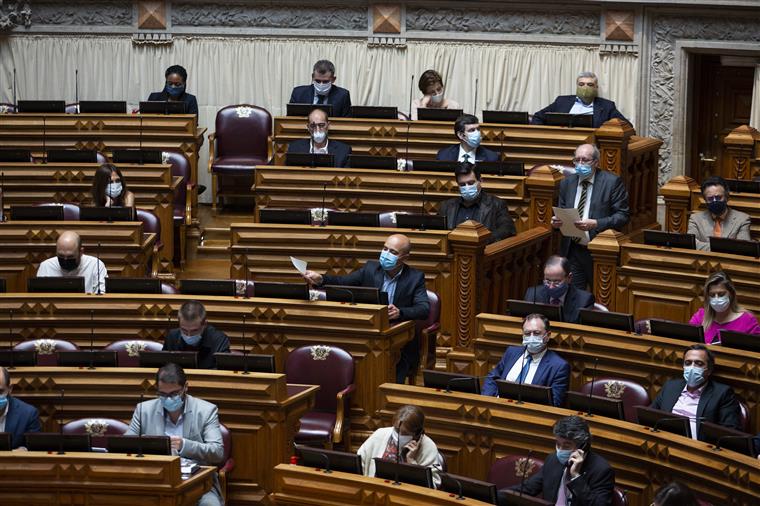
[713,434,754,452]
[585,358,598,417]
[42,116,47,164]
[75,69,79,112]
[320,183,327,227]
[518,450,533,497]
[449,474,465,500]
[243,256,250,299]
[58,389,65,454]
[136,392,144,457]
[88,309,95,369]
[404,74,414,170]
[96,242,103,293]
[473,77,479,116]
[7,309,13,370]
[420,185,426,218]
[241,314,249,375]
[515,346,529,405]
[1,171,4,223]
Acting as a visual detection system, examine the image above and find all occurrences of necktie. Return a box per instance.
[550,297,561,305]
[462,153,470,163]
[555,470,569,506]
[713,217,722,237]
[572,180,591,243]
[516,355,532,384]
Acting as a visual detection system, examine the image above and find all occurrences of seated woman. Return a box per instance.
[411,70,461,120]
[91,163,134,209]
[689,271,760,344]
[357,404,443,486]
[147,64,198,115]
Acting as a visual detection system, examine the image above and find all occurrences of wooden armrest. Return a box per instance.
[207,132,216,173]
[332,384,356,444]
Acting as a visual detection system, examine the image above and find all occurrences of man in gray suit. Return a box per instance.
[126,363,225,506]
[688,176,751,251]
[551,143,630,290]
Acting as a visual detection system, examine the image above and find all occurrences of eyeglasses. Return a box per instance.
[572,157,595,164]
[157,388,184,398]
[543,279,565,287]
[523,330,545,338]
[309,122,327,130]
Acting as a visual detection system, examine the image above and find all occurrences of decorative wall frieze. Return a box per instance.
[31,1,132,26]
[0,1,31,31]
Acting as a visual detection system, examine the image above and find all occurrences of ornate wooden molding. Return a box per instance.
[595,118,636,176]
[660,175,699,234]
[525,165,562,229]
[722,124,760,180]
[588,229,625,311]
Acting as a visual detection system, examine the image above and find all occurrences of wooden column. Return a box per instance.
[660,176,699,234]
[595,118,635,176]
[722,125,760,180]
[525,165,562,228]
[588,229,625,311]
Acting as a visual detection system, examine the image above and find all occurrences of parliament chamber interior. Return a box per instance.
[1,1,760,505]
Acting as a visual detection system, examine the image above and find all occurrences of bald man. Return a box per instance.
[36,231,108,294]
[286,107,352,167]
[303,234,429,383]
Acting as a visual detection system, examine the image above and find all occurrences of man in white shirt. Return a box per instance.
[36,230,107,294]
[285,107,351,167]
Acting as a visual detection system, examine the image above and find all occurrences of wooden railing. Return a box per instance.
[722,124,760,180]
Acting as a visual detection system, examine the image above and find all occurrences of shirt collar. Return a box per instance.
[384,264,404,280]
[458,144,476,157]
[578,171,596,186]
[310,138,329,152]
[680,382,707,397]
[574,96,594,106]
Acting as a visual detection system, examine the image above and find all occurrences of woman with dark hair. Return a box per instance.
[652,481,698,506]
[411,69,460,120]
[688,271,759,344]
[91,163,134,209]
[147,64,198,115]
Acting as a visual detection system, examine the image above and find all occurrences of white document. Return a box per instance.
[552,207,589,241]
[290,256,308,275]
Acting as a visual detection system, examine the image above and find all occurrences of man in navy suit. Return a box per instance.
[531,71,630,128]
[0,367,41,450]
[524,255,595,324]
[286,108,352,167]
[650,344,741,441]
[436,114,499,163]
[303,234,429,383]
[482,313,570,407]
[289,60,352,118]
[551,143,630,290]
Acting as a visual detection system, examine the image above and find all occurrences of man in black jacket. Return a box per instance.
[302,234,430,383]
[524,255,595,324]
[437,162,516,243]
[650,344,741,440]
[163,301,230,369]
[509,415,614,505]
[436,114,499,163]
[288,59,352,117]
[286,107,351,168]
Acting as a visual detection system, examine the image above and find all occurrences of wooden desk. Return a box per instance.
[0,221,155,291]
[9,367,317,505]
[377,383,760,506]
[270,464,493,506]
[0,113,205,225]
[472,313,760,434]
[0,452,214,506]
[0,162,177,274]
[0,293,413,445]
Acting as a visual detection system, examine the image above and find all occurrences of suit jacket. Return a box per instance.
[438,190,516,243]
[687,208,752,251]
[558,170,630,256]
[289,84,352,117]
[436,144,499,162]
[286,138,352,168]
[650,378,741,439]
[531,95,629,129]
[512,451,615,506]
[523,284,595,324]
[147,91,199,115]
[163,324,230,369]
[321,260,429,322]
[482,346,570,407]
[5,396,41,449]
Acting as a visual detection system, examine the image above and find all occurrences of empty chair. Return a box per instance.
[407,290,441,385]
[578,376,650,423]
[14,339,78,366]
[135,208,162,277]
[208,104,272,210]
[218,423,235,503]
[285,345,356,449]
[104,339,163,367]
[62,417,129,448]
[487,454,545,490]
[35,202,80,220]
[162,151,193,267]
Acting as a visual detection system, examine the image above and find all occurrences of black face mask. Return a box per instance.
[707,199,727,216]
[57,255,80,271]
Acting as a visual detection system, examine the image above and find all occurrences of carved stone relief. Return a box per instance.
[0,1,31,31]
[31,1,132,26]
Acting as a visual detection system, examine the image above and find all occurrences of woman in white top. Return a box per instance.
[357,404,443,487]
[411,70,461,120]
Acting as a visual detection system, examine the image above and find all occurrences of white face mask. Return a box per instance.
[709,294,730,313]
[313,81,332,96]
[397,433,413,448]
[106,182,123,198]
[311,130,327,144]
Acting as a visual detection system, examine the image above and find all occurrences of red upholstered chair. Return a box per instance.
[407,290,441,385]
[487,454,545,490]
[62,417,129,448]
[35,202,80,220]
[612,487,629,506]
[218,423,235,503]
[737,397,750,433]
[208,104,272,210]
[285,345,356,449]
[135,208,162,277]
[162,151,193,267]
[104,339,163,367]
[579,377,650,423]
[14,339,78,366]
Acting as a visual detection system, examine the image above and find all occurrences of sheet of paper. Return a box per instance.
[552,207,589,241]
[290,256,308,275]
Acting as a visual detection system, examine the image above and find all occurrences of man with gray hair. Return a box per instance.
[531,71,630,128]
[36,230,108,294]
[163,301,230,369]
[288,59,352,117]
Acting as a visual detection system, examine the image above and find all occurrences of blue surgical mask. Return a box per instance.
[311,130,327,144]
[575,163,593,179]
[683,366,705,388]
[709,294,730,313]
[546,282,569,300]
[313,81,332,96]
[160,394,183,413]
[379,250,398,271]
[465,130,481,148]
[522,336,546,355]
[106,182,123,198]
[556,448,572,465]
[181,333,203,347]
[164,83,185,97]
[0,394,8,411]
[459,183,480,201]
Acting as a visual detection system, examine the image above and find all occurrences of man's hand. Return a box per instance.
[551,216,562,229]
[573,219,597,232]
[388,304,400,320]
[302,270,323,287]
[170,436,184,452]
[568,448,585,479]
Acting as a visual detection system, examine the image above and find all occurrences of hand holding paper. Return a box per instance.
[552,207,589,240]
[290,256,307,275]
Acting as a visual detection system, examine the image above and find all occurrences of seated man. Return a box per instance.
[437,162,516,243]
[531,71,630,128]
[36,230,107,294]
[436,114,498,163]
[302,234,429,383]
[524,255,595,324]
[163,301,230,369]
[126,363,224,506]
[687,176,751,251]
[0,367,41,450]
[650,344,741,440]
[508,415,614,503]
[289,59,351,117]
[482,313,570,407]
[286,107,351,168]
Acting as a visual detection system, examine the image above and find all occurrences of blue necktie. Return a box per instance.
[517,355,532,384]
